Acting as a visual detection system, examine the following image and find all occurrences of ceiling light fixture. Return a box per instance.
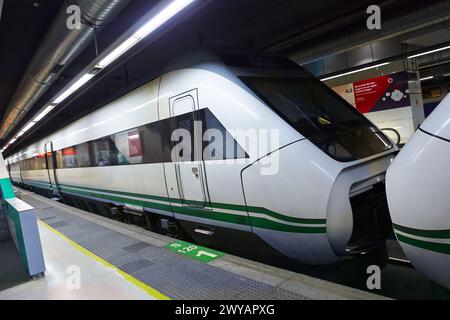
[96,0,195,68]
[407,46,450,59]
[321,62,390,81]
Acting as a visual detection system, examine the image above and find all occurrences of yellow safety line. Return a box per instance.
[38,220,171,300]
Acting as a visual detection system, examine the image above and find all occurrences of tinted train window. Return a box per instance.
[114,129,143,165]
[76,142,91,167]
[18,108,247,171]
[55,150,63,168]
[162,108,248,162]
[241,76,392,162]
[171,111,195,162]
[142,123,166,163]
[46,152,53,169]
[198,108,247,160]
[62,147,78,168]
[93,138,112,166]
[19,155,46,170]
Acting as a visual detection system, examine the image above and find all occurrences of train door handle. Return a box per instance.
[194,226,214,236]
[192,167,199,178]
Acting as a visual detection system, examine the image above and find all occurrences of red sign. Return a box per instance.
[352,72,410,113]
[353,75,390,113]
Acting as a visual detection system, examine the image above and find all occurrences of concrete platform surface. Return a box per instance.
[0,223,156,300]
[0,240,29,291]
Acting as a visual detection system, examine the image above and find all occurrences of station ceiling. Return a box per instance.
[0,0,446,155]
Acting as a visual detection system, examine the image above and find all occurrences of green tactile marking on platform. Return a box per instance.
[165,240,224,263]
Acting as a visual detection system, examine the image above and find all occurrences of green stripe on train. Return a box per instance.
[21,179,52,190]
[57,182,325,225]
[393,223,450,239]
[395,233,450,255]
[55,184,326,233]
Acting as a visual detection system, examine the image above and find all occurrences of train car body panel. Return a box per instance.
[387,128,450,288]
[242,138,395,264]
[420,94,450,141]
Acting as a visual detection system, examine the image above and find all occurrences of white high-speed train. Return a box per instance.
[387,93,450,289]
[7,50,397,265]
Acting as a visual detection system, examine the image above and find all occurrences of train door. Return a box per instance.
[44,141,60,197]
[170,89,210,207]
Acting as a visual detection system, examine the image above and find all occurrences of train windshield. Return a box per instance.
[241,75,393,162]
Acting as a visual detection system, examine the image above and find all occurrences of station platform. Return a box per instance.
[0,189,387,300]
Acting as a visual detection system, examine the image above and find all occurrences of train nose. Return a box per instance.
[387,129,450,289]
[241,138,395,265]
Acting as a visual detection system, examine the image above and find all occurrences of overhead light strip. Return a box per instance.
[96,0,195,68]
[21,121,37,132]
[407,46,450,59]
[419,76,433,81]
[33,104,56,122]
[321,62,390,81]
[2,0,196,153]
[51,0,198,105]
[52,74,95,104]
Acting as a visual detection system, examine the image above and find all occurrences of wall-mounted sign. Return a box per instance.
[352,72,411,113]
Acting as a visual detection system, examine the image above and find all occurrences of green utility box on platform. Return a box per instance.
[0,154,45,277]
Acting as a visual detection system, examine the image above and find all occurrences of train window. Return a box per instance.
[159,117,177,162]
[62,147,78,168]
[93,138,111,166]
[171,111,195,162]
[12,155,42,170]
[142,122,166,163]
[241,76,393,162]
[37,154,46,170]
[42,109,245,169]
[158,108,248,162]
[76,142,91,167]
[27,157,33,170]
[55,150,63,168]
[46,152,53,169]
[198,108,248,160]
[114,129,142,165]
